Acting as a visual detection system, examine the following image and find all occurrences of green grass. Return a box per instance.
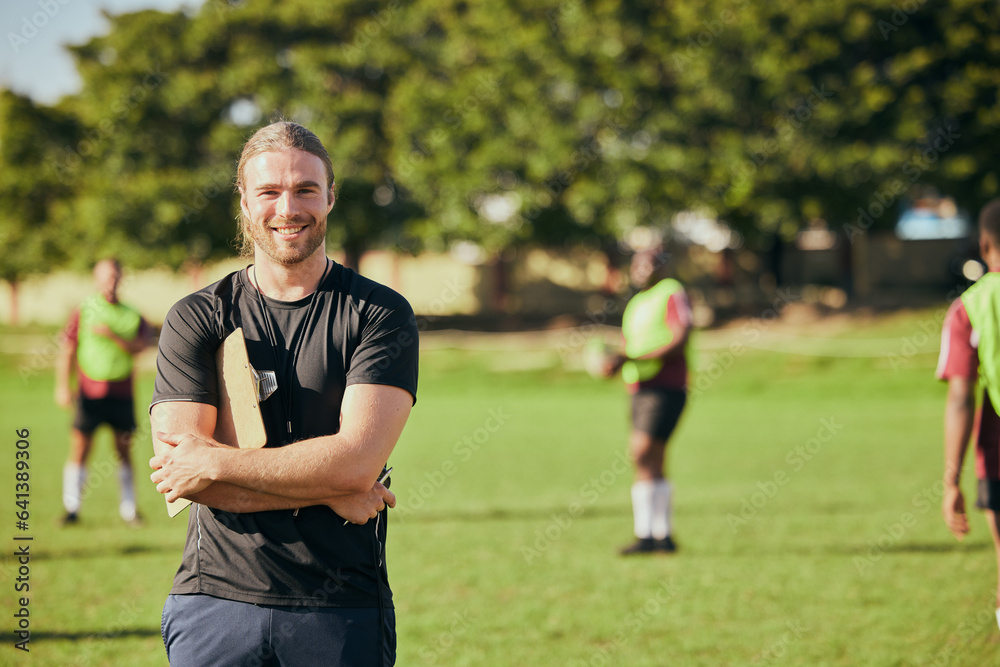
[2,310,999,665]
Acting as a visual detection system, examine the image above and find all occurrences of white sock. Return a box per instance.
[995,608,1000,632]
[63,463,86,514]
[118,463,137,521]
[651,479,673,539]
[631,481,654,539]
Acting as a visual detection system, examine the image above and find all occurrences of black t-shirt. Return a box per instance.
[151,263,418,607]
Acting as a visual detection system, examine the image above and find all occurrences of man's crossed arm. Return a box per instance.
[149,383,411,523]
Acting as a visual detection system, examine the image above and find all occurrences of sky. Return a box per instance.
[1,0,200,105]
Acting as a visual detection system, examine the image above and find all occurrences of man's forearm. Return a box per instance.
[206,435,379,500]
[184,481,320,513]
[153,384,412,502]
[944,388,974,485]
[109,332,145,355]
[55,347,74,390]
[631,327,691,362]
[215,385,411,498]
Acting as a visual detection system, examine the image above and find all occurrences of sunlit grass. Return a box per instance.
[1,310,997,665]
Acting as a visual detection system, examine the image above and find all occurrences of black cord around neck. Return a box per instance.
[251,259,331,438]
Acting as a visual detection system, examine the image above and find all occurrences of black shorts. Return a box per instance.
[977,479,1000,512]
[630,388,686,440]
[73,396,137,434]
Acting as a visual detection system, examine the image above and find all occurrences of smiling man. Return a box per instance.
[149,121,418,665]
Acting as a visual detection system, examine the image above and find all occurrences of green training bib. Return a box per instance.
[621,278,684,384]
[963,272,1000,410]
[76,293,141,382]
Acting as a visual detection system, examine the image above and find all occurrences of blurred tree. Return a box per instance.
[823,0,1000,237]
[0,90,77,324]
[384,0,652,308]
[16,0,1000,296]
[540,0,712,252]
[185,0,426,269]
[63,8,241,273]
[385,1,587,252]
[655,0,1000,248]
[64,0,429,272]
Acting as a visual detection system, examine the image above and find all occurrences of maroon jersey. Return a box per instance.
[626,289,691,394]
[938,296,1000,479]
[64,309,147,400]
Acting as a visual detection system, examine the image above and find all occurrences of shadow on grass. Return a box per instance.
[836,541,994,556]
[16,542,179,562]
[878,541,993,554]
[394,505,629,524]
[394,503,879,525]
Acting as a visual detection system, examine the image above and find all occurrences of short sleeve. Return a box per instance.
[345,288,419,405]
[150,292,222,410]
[937,298,978,381]
[666,290,692,332]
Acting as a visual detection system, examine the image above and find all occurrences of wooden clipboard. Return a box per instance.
[166,327,268,517]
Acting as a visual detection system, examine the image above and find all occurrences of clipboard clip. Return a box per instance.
[249,365,278,402]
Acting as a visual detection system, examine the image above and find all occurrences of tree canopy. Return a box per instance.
[2,0,998,275]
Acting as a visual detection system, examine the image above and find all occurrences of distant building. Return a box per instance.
[895,196,971,240]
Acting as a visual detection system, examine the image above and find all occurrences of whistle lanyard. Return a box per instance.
[251,259,331,438]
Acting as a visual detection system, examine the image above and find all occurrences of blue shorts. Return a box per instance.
[161,594,395,666]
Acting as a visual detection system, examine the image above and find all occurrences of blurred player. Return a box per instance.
[55,258,151,525]
[602,247,692,554]
[938,198,1000,629]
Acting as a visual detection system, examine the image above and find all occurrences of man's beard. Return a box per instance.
[245,213,327,265]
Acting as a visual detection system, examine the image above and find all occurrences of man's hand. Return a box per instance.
[150,431,224,503]
[326,482,396,525]
[599,353,625,378]
[55,385,73,409]
[943,483,970,540]
[92,323,114,338]
[92,323,146,354]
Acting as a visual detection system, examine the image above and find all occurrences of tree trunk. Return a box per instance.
[8,278,19,327]
[600,245,621,297]
[343,246,362,273]
[490,253,509,314]
[851,232,870,298]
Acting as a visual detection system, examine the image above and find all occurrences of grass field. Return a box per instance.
[2,307,1000,666]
